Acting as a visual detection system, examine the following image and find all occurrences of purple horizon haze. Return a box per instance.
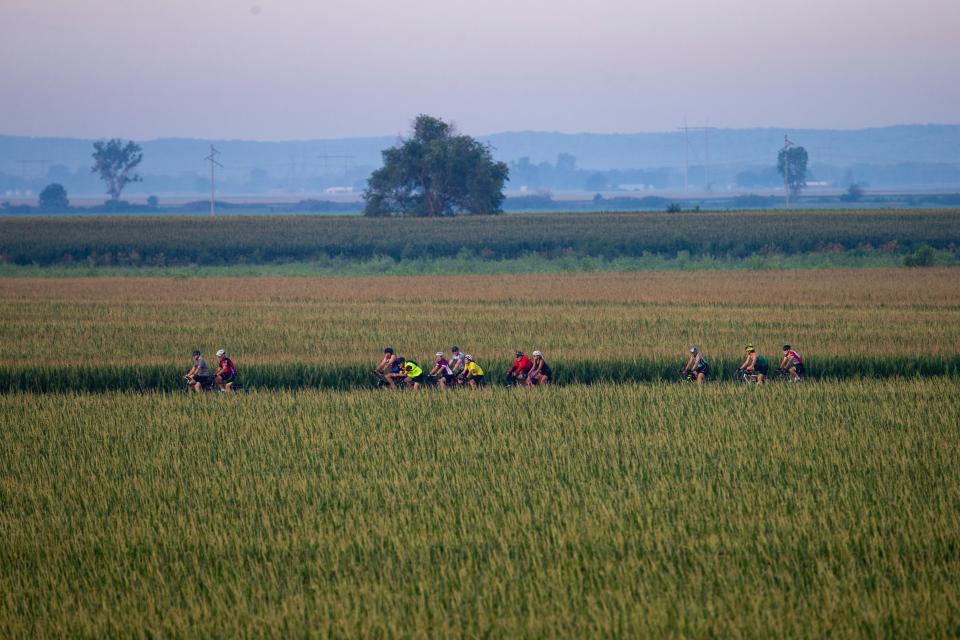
[1,0,958,140]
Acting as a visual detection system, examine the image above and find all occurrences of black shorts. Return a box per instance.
[219,371,237,382]
[755,362,769,376]
[193,375,214,387]
[408,374,425,384]
[793,363,805,376]
[538,365,552,378]
[471,375,484,384]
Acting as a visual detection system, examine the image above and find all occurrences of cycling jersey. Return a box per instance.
[435,358,453,376]
[219,357,236,375]
[785,350,803,366]
[404,361,423,378]
[194,356,210,377]
[465,361,484,377]
[693,355,710,372]
[510,355,533,375]
[754,354,769,374]
[449,353,465,370]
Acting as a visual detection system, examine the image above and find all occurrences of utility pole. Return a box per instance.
[205,145,223,218]
[782,135,794,207]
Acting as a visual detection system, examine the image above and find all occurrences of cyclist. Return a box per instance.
[375,348,404,388]
[780,344,805,381]
[527,350,552,386]
[463,354,485,388]
[401,357,426,390]
[737,343,769,384]
[682,345,710,384]
[214,348,239,392]
[429,352,456,389]
[506,351,533,386]
[449,345,466,383]
[185,349,213,393]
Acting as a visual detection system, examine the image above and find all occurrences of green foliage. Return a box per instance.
[364,115,509,216]
[840,183,865,202]
[1,355,957,392]
[777,145,809,196]
[904,243,936,267]
[38,183,69,211]
[666,202,682,213]
[1,209,959,268]
[1,381,959,636]
[91,139,143,201]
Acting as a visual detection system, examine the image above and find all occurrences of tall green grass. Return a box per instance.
[1,381,958,636]
[0,355,958,391]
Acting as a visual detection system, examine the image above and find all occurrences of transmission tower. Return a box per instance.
[205,145,223,218]
[677,121,716,191]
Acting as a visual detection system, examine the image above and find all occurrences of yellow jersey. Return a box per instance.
[465,361,484,376]
[404,362,423,378]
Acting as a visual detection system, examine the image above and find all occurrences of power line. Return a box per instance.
[204,145,223,218]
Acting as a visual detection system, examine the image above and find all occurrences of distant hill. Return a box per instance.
[2,124,958,197]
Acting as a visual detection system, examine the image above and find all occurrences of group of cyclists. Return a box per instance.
[682,344,805,384]
[184,349,240,393]
[374,346,552,390]
[181,342,804,393]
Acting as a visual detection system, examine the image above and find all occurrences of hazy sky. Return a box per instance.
[2,0,958,140]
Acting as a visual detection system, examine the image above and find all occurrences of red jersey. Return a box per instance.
[220,357,237,374]
[785,350,803,366]
[510,355,533,374]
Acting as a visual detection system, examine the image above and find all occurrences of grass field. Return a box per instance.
[1,268,958,391]
[2,240,959,635]
[1,381,958,636]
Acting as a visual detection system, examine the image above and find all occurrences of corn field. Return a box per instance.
[1,209,958,266]
[0,269,958,390]
[1,381,958,636]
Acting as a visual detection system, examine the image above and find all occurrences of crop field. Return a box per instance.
[2,381,959,636]
[0,268,960,390]
[1,243,959,635]
[1,209,959,268]
[0,268,958,391]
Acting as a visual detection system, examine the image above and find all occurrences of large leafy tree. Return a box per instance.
[91,139,143,201]
[364,115,509,216]
[777,146,809,197]
[38,183,69,210]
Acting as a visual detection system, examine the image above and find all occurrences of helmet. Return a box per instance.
[465,354,474,361]
[216,349,226,357]
[435,352,444,358]
[192,350,201,357]
[515,351,523,357]
[745,344,755,353]
[533,350,542,357]
[782,344,791,351]
[689,345,699,354]
[384,347,394,354]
